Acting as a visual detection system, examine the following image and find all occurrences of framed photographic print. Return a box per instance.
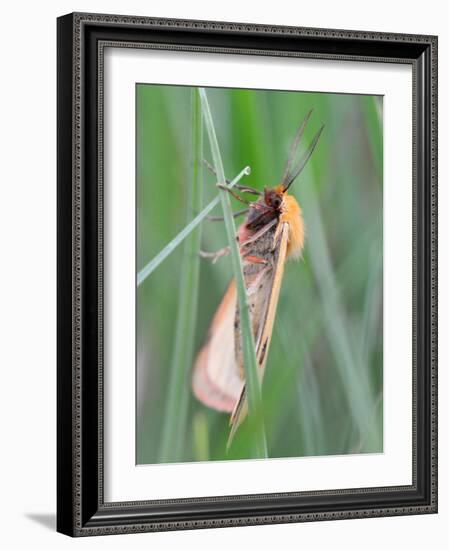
[57,12,438,536]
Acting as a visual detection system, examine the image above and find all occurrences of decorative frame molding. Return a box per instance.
[57,12,438,536]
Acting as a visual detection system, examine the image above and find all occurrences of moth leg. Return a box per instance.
[217,184,251,205]
[202,159,231,184]
[234,184,262,196]
[203,159,261,196]
[207,208,249,222]
[199,246,230,264]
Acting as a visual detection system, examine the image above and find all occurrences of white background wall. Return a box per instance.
[0,1,446,548]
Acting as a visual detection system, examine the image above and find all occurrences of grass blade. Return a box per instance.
[199,88,268,458]
[362,95,383,180]
[193,412,210,462]
[137,165,250,286]
[301,182,380,451]
[158,89,204,462]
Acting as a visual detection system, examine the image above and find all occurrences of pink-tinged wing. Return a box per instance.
[192,281,244,413]
[228,221,290,446]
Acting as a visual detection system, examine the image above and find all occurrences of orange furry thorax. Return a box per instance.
[279,192,305,259]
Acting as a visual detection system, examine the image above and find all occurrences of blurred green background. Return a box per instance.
[136,84,383,464]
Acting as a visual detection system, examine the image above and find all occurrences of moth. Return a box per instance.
[192,110,324,447]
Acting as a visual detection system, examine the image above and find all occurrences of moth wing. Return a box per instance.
[254,221,290,375]
[192,280,244,413]
[228,222,290,445]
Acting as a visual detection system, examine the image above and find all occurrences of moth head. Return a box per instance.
[264,187,284,210]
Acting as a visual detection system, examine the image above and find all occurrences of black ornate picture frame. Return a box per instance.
[57,12,438,536]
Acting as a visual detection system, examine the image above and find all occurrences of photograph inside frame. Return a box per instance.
[136,83,383,465]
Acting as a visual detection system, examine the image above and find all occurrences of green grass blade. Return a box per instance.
[360,247,383,366]
[193,412,210,462]
[362,95,383,180]
[199,87,268,458]
[158,89,204,462]
[137,165,250,286]
[301,182,380,451]
[296,341,325,456]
